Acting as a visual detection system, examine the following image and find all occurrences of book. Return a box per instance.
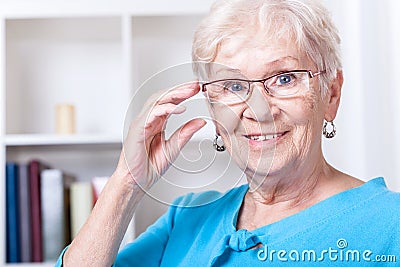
[18,163,32,262]
[41,169,75,262]
[28,159,48,262]
[6,162,21,263]
[70,181,93,238]
[91,176,109,205]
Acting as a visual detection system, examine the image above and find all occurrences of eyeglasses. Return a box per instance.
[202,70,325,105]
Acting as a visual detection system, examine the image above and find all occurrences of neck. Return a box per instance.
[238,152,363,230]
[237,159,332,230]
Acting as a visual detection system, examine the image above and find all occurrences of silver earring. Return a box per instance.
[213,135,226,152]
[323,121,336,138]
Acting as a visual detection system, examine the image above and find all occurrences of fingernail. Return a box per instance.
[175,105,186,112]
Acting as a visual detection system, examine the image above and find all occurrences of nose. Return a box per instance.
[242,84,279,122]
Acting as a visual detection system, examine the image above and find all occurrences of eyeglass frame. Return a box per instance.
[201,69,326,103]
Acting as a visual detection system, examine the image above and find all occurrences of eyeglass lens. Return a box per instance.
[205,71,310,104]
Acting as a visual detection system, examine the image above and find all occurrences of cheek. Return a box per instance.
[286,90,322,124]
[210,104,242,135]
[289,91,325,152]
[303,90,319,110]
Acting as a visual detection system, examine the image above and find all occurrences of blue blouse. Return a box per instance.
[58,177,400,266]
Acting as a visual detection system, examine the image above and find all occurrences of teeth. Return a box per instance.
[248,133,282,141]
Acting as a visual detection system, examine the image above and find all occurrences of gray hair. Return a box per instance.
[192,0,342,96]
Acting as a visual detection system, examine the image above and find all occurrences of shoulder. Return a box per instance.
[372,178,400,247]
[172,183,248,209]
[370,177,400,205]
[164,184,248,228]
[365,177,400,220]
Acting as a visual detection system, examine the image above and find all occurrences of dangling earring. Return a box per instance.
[323,121,336,138]
[213,134,226,152]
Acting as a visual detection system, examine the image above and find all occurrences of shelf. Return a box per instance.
[5,17,126,136]
[0,4,214,266]
[0,0,215,18]
[6,263,55,267]
[4,134,121,146]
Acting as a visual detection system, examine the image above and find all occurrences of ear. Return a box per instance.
[324,70,343,122]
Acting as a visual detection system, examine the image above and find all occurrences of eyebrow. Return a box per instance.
[214,68,242,75]
[214,56,300,77]
[265,56,300,70]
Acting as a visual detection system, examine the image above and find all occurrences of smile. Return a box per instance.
[245,132,286,141]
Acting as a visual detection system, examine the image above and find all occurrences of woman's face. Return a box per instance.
[207,32,331,184]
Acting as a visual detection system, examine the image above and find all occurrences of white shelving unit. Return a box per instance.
[0,1,216,265]
[5,134,122,146]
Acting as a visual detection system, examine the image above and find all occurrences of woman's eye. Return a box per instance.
[276,74,293,85]
[225,82,244,92]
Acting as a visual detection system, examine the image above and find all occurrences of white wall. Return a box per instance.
[323,0,400,191]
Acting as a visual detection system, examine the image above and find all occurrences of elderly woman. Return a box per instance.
[58,0,400,266]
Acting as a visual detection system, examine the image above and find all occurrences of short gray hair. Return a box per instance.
[192,0,342,95]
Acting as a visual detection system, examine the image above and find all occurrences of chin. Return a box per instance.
[240,155,275,177]
[245,152,295,179]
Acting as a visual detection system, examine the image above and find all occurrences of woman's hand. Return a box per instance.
[120,81,207,191]
[62,82,206,267]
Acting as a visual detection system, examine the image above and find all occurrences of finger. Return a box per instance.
[144,103,186,128]
[138,81,198,121]
[164,118,207,161]
[129,101,188,145]
[156,81,200,105]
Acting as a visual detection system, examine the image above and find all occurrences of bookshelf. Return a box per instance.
[0,0,216,265]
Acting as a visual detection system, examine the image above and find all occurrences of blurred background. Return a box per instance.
[322,0,400,190]
[0,0,399,265]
